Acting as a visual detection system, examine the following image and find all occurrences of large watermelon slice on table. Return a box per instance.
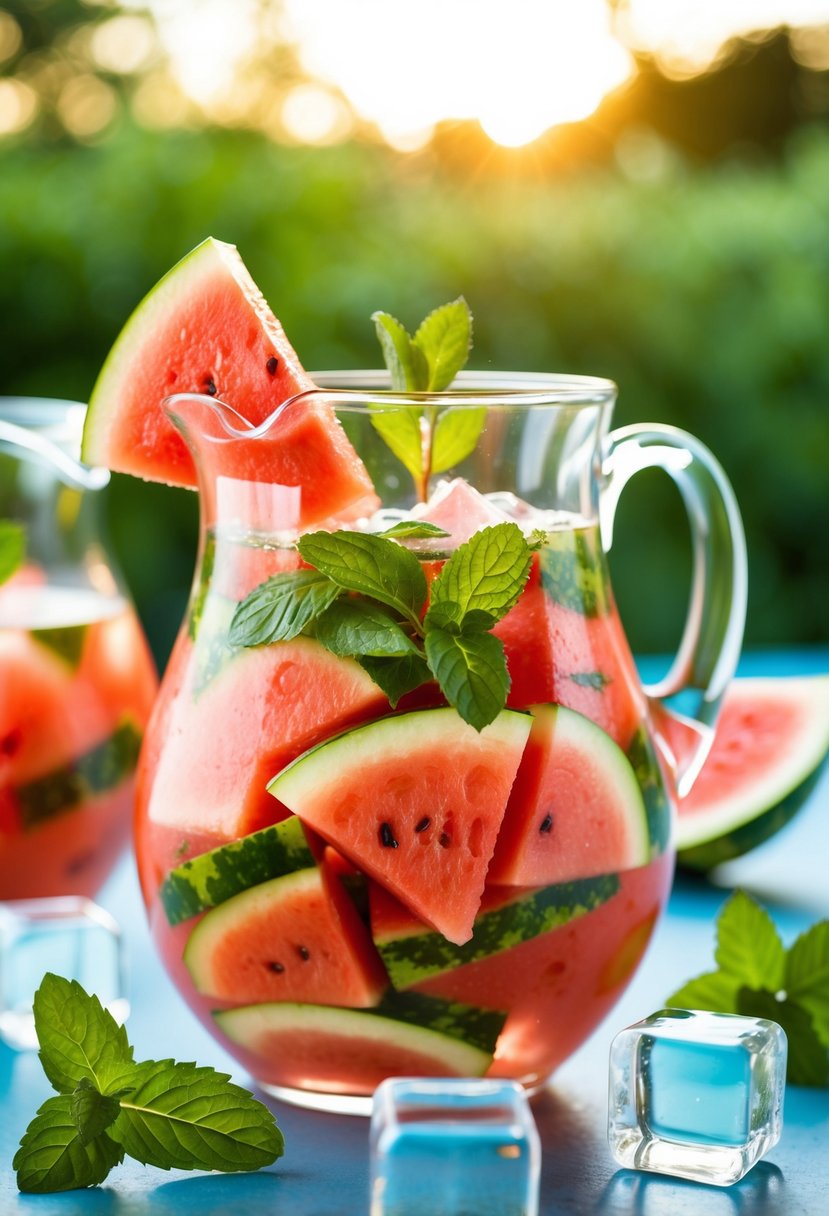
[672,674,829,870]
[268,707,532,946]
[81,237,377,527]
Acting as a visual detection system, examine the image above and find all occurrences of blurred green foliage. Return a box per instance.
[1,120,827,665]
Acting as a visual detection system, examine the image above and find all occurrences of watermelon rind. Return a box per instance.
[214,1001,495,1078]
[81,237,308,483]
[16,718,142,831]
[159,815,315,926]
[373,872,621,989]
[675,675,829,870]
[372,988,507,1056]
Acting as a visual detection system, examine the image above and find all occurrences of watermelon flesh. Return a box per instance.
[671,674,829,867]
[183,864,387,1008]
[81,237,377,528]
[269,708,532,946]
[487,703,650,887]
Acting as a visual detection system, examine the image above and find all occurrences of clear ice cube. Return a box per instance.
[608,1008,787,1186]
[0,895,127,1050]
[370,1077,541,1216]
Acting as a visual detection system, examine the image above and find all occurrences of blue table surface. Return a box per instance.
[2,648,828,1215]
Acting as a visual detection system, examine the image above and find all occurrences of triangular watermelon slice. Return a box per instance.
[81,237,377,527]
[268,708,532,946]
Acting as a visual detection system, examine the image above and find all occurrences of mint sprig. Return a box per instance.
[371,298,482,500]
[229,521,537,731]
[0,519,25,585]
[666,890,829,1086]
[14,974,284,1193]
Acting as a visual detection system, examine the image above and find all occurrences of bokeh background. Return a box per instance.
[1,0,828,669]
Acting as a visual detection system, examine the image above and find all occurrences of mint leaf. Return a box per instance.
[0,519,25,585]
[665,969,741,1012]
[110,1058,284,1172]
[427,523,532,625]
[14,1095,124,1193]
[369,406,424,484]
[424,625,509,730]
[737,988,828,1087]
[785,920,829,1048]
[376,520,450,541]
[714,890,786,990]
[412,297,472,391]
[33,974,133,1095]
[359,653,434,706]
[70,1078,125,1145]
[431,406,486,474]
[228,569,341,647]
[372,311,429,391]
[315,599,421,658]
[298,530,426,623]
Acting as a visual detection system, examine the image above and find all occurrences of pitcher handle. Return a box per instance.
[600,423,748,797]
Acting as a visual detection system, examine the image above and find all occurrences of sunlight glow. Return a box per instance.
[282,0,632,146]
[624,0,829,73]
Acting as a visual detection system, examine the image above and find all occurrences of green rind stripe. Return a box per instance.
[159,816,315,926]
[373,988,507,1055]
[539,530,611,617]
[375,872,620,989]
[32,623,87,667]
[18,719,142,831]
[625,726,673,856]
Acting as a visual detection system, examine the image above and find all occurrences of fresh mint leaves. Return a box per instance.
[14,974,284,1193]
[666,890,829,1087]
[229,521,537,731]
[371,298,482,500]
[0,519,25,585]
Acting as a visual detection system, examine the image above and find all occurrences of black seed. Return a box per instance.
[267,961,285,974]
[415,816,431,833]
[539,814,554,834]
[380,822,399,848]
[439,831,451,848]
[297,945,311,961]
[266,356,279,375]
[204,376,218,396]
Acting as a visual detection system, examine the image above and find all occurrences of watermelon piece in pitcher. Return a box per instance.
[81,237,377,527]
[269,708,532,946]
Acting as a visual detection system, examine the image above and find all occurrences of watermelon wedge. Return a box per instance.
[672,675,829,870]
[268,708,532,946]
[81,237,377,527]
[487,703,650,887]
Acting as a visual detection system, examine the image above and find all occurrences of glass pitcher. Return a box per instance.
[134,371,746,1112]
[0,398,158,900]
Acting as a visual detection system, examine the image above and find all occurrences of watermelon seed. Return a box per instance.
[296,945,311,961]
[439,831,452,848]
[539,814,554,833]
[266,961,285,974]
[266,356,279,375]
[415,817,431,833]
[379,822,399,848]
[203,376,218,396]
[0,729,21,757]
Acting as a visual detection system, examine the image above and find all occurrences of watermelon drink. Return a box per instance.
[83,240,746,1111]
[0,398,158,899]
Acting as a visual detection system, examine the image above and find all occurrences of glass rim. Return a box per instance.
[305,369,618,408]
[0,396,108,491]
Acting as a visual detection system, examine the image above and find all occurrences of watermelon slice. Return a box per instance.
[487,703,650,887]
[214,1002,496,1092]
[81,237,377,527]
[268,707,532,945]
[672,675,829,870]
[183,864,387,1007]
[143,636,388,840]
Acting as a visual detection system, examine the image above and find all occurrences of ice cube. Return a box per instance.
[608,1008,787,1186]
[370,1077,541,1216]
[0,895,127,1050]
